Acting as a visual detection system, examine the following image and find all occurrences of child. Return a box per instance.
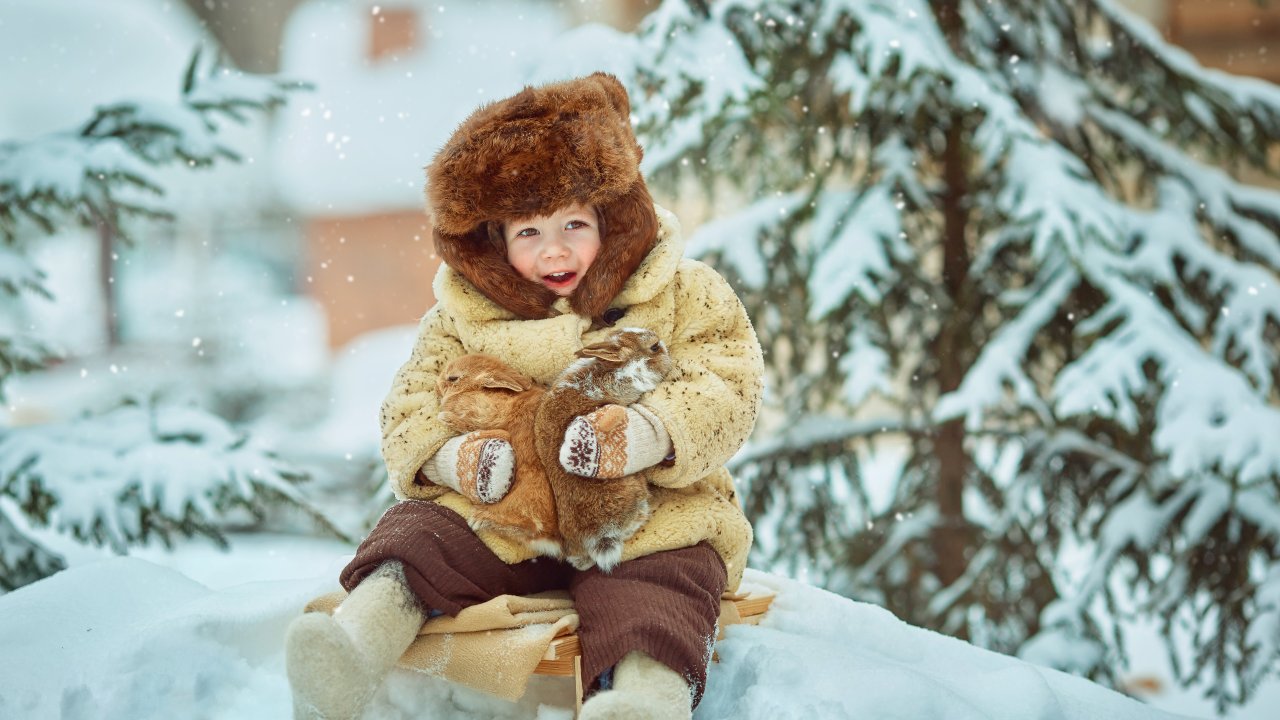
[285,73,764,720]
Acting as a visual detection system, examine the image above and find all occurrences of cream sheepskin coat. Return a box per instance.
[380,205,763,590]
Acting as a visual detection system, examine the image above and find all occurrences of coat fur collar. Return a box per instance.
[433,205,684,323]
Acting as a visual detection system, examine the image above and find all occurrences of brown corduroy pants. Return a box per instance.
[340,500,728,706]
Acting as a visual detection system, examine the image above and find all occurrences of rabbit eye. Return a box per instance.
[446,375,460,383]
[649,343,661,352]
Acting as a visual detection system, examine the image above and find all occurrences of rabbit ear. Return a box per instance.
[477,369,529,392]
[576,341,626,363]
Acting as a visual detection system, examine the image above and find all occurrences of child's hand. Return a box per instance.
[560,404,672,479]
[429,430,515,503]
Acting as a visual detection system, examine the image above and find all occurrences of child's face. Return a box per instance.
[503,202,601,297]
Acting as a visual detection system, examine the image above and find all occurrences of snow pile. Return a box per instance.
[0,557,319,719]
[0,554,1192,719]
[705,572,1188,719]
[0,401,347,562]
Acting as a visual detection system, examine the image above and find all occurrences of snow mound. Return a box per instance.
[0,559,1191,719]
[703,572,1191,719]
[0,556,327,719]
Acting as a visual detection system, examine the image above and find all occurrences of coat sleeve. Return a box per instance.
[380,305,467,499]
[638,260,764,489]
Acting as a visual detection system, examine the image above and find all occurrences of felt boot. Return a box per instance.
[286,561,424,720]
[577,651,693,720]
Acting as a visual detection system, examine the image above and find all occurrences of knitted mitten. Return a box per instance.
[559,404,671,479]
[285,561,425,720]
[577,651,693,720]
[420,430,515,503]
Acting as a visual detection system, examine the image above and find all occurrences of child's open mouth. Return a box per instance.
[542,271,577,289]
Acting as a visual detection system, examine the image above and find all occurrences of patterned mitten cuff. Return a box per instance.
[422,430,515,503]
[559,404,672,479]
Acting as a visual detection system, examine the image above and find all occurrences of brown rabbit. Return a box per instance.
[534,327,674,571]
[436,355,562,558]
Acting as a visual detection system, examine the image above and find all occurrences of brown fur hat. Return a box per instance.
[425,73,659,321]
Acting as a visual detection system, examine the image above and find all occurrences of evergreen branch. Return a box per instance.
[1088,106,1280,268]
[2,46,308,250]
[0,497,66,592]
[0,401,350,563]
[730,416,915,470]
[0,335,60,398]
[1083,0,1280,170]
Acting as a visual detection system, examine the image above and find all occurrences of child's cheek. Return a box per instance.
[507,249,533,281]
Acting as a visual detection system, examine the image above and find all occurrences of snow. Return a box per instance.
[273,0,575,216]
[1018,600,1106,676]
[0,543,1195,720]
[1089,108,1280,269]
[711,571,1178,720]
[303,324,419,458]
[1036,64,1089,127]
[0,0,208,142]
[838,327,892,407]
[935,265,1074,429]
[0,136,157,206]
[1053,277,1280,485]
[687,192,805,288]
[808,185,906,318]
[0,0,272,215]
[522,22,643,90]
[0,241,46,296]
[850,0,949,83]
[632,1,761,174]
[0,403,322,552]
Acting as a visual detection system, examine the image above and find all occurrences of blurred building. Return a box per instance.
[1127,0,1280,83]
[188,0,657,348]
[267,0,592,347]
[184,0,1277,348]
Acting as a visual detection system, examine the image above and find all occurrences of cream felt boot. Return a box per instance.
[577,652,693,720]
[286,562,425,720]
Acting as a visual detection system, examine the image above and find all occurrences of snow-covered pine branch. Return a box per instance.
[631,0,1280,708]
[0,496,65,592]
[0,400,348,565]
[0,47,308,248]
[0,47,309,391]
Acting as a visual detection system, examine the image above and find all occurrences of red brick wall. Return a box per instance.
[304,211,441,348]
[1168,0,1280,83]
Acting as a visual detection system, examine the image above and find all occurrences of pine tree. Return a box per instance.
[0,48,308,356]
[630,0,1280,708]
[0,50,333,592]
[0,399,348,590]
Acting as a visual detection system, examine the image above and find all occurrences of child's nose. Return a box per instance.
[541,235,571,259]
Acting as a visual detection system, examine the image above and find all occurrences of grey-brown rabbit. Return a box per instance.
[533,327,674,571]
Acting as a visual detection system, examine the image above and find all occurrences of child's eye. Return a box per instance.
[566,220,588,230]
[515,228,538,238]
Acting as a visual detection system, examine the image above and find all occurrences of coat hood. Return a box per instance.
[425,72,659,322]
